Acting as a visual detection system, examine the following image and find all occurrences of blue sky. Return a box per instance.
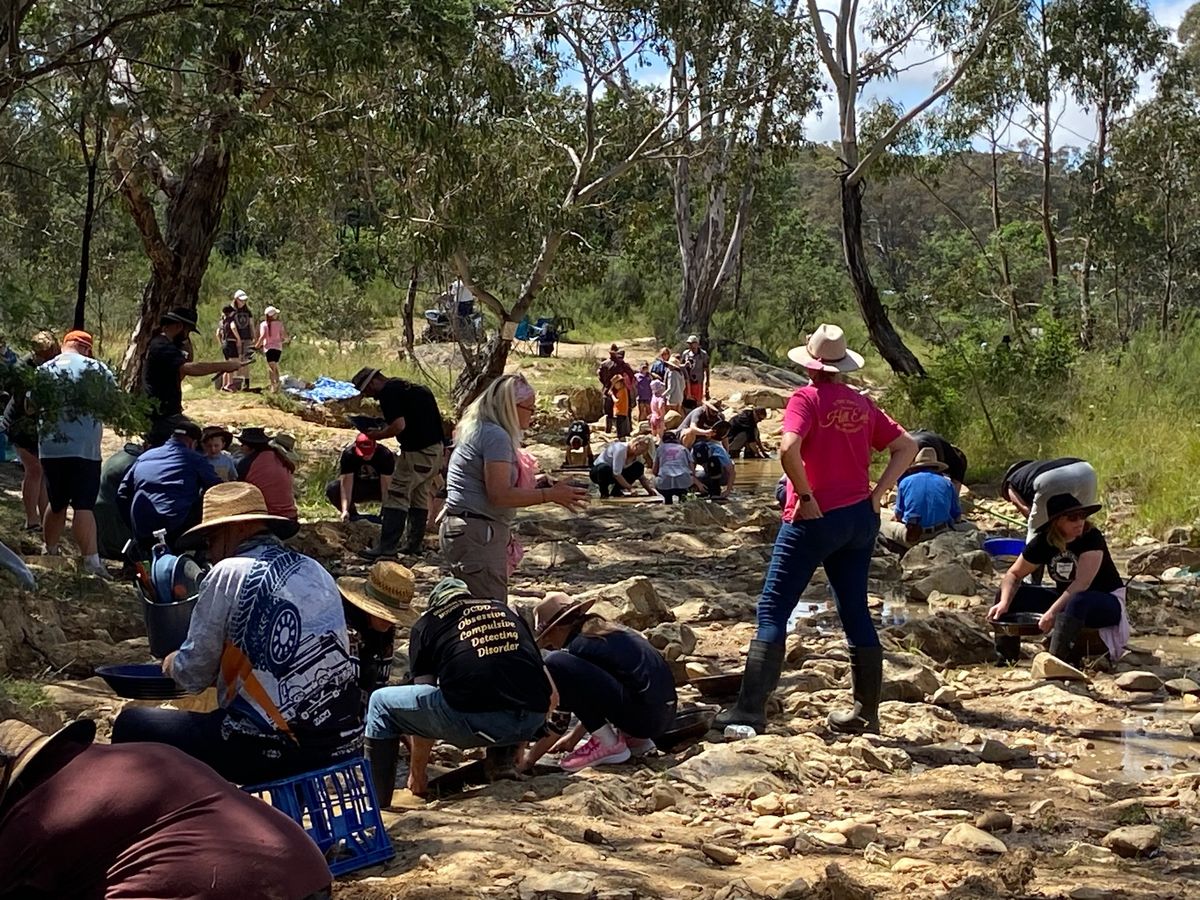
[800,0,1195,149]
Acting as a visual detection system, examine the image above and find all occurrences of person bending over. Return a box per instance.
[327,433,395,521]
[1001,457,1097,542]
[590,435,657,498]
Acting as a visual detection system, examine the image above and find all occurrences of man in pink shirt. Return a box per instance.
[716,325,916,737]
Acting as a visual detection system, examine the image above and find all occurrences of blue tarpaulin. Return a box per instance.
[285,376,359,404]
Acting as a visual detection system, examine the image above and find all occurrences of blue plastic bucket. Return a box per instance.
[983,537,1026,559]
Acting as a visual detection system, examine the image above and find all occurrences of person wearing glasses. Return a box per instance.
[987,493,1127,667]
[441,375,588,603]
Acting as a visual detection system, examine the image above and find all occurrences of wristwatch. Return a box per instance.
[799,493,812,502]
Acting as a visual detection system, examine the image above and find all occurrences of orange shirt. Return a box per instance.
[611,381,630,417]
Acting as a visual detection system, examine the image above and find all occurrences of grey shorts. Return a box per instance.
[439,514,511,604]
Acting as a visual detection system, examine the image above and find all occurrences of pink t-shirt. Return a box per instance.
[781,382,903,520]
[258,319,288,351]
[245,450,298,520]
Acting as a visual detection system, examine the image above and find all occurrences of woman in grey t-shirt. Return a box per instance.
[441,374,588,602]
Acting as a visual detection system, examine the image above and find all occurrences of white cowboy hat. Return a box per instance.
[787,324,864,373]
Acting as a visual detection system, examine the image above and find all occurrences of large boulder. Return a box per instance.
[882,653,943,702]
[909,564,978,601]
[567,386,604,424]
[726,388,792,410]
[901,530,984,578]
[882,610,994,666]
[671,734,810,797]
[1127,545,1200,577]
[575,577,674,629]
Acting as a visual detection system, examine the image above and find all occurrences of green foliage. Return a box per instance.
[15,361,150,440]
[0,678,49,712]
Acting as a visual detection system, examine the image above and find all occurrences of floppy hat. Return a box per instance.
[338,561,419,627]
[269,432,300,466]
[0,718,96,804]
[201,425,233,449]
[906,447,949,475]
[1037,493,1102,534]
[351,366,383,393]
[176,482,300,549]
[664,410,683,430]
[161,307,200,333]
[354,433,377,458]
[427,576,473,612]
[534,591,598,639]
[237,426,272,446]
[787,324,864,373]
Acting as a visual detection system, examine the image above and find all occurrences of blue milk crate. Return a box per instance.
[244,757,395,877]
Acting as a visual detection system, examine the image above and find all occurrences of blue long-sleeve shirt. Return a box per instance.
[118,438,220,541]
[893,470,961,529]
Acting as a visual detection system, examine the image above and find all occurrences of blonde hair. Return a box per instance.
[628,435,654,458]
[1049,518,1092,552]
[456,374,530,452]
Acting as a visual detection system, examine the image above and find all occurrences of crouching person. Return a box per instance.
[111,483,363,784]
[365,577,553,805]
[522,594,677,773]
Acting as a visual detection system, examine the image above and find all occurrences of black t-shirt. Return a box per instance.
[566,628,676,708]
[143,333,187,417]
[911,429,968,484]
[729,409,760,438]
[1023,526,1123,594]
[1004,457,1082,503]
[408,598,550,713]
[338,444,396,483]
[218,315,238,345]
[233,306,254,341]
[377,379,444,451]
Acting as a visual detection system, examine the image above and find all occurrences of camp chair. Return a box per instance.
[512,317,536,355]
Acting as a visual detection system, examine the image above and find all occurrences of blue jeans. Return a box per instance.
[756,499,880,648]
[366,684,545,748]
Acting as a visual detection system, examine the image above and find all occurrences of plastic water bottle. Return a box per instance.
[724,724,757,741]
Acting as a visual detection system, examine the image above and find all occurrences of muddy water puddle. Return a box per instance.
[1041,702,1200,783]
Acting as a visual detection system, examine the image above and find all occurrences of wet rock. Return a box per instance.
[682,502,735,528]
[701,842,740,865]
[1115,671,1163,692]
[576,577,674,630]
[975,810,1013,833]
[979,739,1027,765]
[869,554,901,581]
[942,823,1007,854]
[1164,677,1200,696]
[882,610,995,665]
[962,550,994,575]
[1102,825,1161,858]
[1128,545,1200,577]
[645,623,697,656]
[519,870,599,899]
[909,564,976,601]
[1030,652,1090,682]
[522,541,591,568]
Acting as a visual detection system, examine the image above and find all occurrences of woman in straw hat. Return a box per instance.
[715,324,917,737]
[879,446,961,549]
[441,374,589,603]
[987,493,1127,666]
[112,482,363,784]
[0,717,334,899]
[338,561,419,707]
[521,593,677,773]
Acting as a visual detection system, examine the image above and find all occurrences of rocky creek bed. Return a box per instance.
[3,419,1200,898]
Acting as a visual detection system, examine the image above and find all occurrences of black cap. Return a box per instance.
[161,307,200,333]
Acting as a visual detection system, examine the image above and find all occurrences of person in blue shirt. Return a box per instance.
[692,438,735,498]
[880,447,961,549]
[117,418,221,549]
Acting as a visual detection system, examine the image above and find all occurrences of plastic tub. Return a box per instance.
[983,537,1026,559]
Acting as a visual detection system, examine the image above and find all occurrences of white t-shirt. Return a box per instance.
[596,441,629,473]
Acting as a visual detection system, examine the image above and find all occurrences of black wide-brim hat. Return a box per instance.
[1037,493,1102,533]
[161,307,200,333]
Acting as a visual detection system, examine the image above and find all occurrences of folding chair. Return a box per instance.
[512,317,535,355]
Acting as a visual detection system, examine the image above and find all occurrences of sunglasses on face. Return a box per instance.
[1063,512,1088,522]
[517,403,535,412]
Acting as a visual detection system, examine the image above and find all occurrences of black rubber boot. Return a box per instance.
[483,745,520,782]
[360,507,406,560]
[827,646,883,735]
[364,737,400,809]
[1049,614,1086,666]
[993,634,1021,666]
[713,640,785,733]
[401,508,429,557]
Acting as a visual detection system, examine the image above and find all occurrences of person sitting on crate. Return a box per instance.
[364,577,555,804]
[117,417,221,551]
[879,447,962,551]
[0,717,336,900]
[111,482,364,785]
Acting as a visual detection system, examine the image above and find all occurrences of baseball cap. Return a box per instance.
[355,433,377,457]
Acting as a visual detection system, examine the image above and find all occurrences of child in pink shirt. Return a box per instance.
[649,380,667,439]
[254,306,289,393]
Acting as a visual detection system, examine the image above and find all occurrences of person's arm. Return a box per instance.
[893,485,907,523]
[254,322,266,351]
[369,416,406,441]
[165,571,236,691]
[339,473,355,520]
[195,452,222,489]
[721,462,735,495]
[1006,486,1032,517]
[378,472,392,499]
[639,474,657,495]
[485,460,587,510]
[1038,551,1104,632]
[181,360,240,377]
[703,353,711,399]
[779,432,818,520]
[988,554,1039,620]
[869,432,919,514]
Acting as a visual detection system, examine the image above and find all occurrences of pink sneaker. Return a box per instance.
[559,732,631,772]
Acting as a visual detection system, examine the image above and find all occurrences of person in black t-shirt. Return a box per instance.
[230,290,255,388]
[909,429,968,488]
[1001,457,1097,540]
[727,408,768,458]
[325,434,396,521]
[363,578,552,803]
[142,308,239,445]
[987,493,1127,666]
[521,593,677,773]
[351,367,446,559]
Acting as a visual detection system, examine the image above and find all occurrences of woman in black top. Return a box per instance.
[987,493,1127,666]
[522,594,677,773]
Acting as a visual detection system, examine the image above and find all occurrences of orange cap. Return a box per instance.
[63,330,93,348]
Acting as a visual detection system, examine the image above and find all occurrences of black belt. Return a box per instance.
[447,510,494,522]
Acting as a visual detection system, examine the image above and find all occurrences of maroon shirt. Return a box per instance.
[0,742,331,900]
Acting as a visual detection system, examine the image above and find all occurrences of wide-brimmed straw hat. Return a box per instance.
[906,447,948,475]
[1037,493,1102,534]
[787,324,864,373]
[338,561,419,627]
[534,591,598,639]
[664,410,683,431]
[0,718,96,804]
[201,425,233,449]
[177,482,299,550]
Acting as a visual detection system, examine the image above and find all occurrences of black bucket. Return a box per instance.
[142,593,197,658]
